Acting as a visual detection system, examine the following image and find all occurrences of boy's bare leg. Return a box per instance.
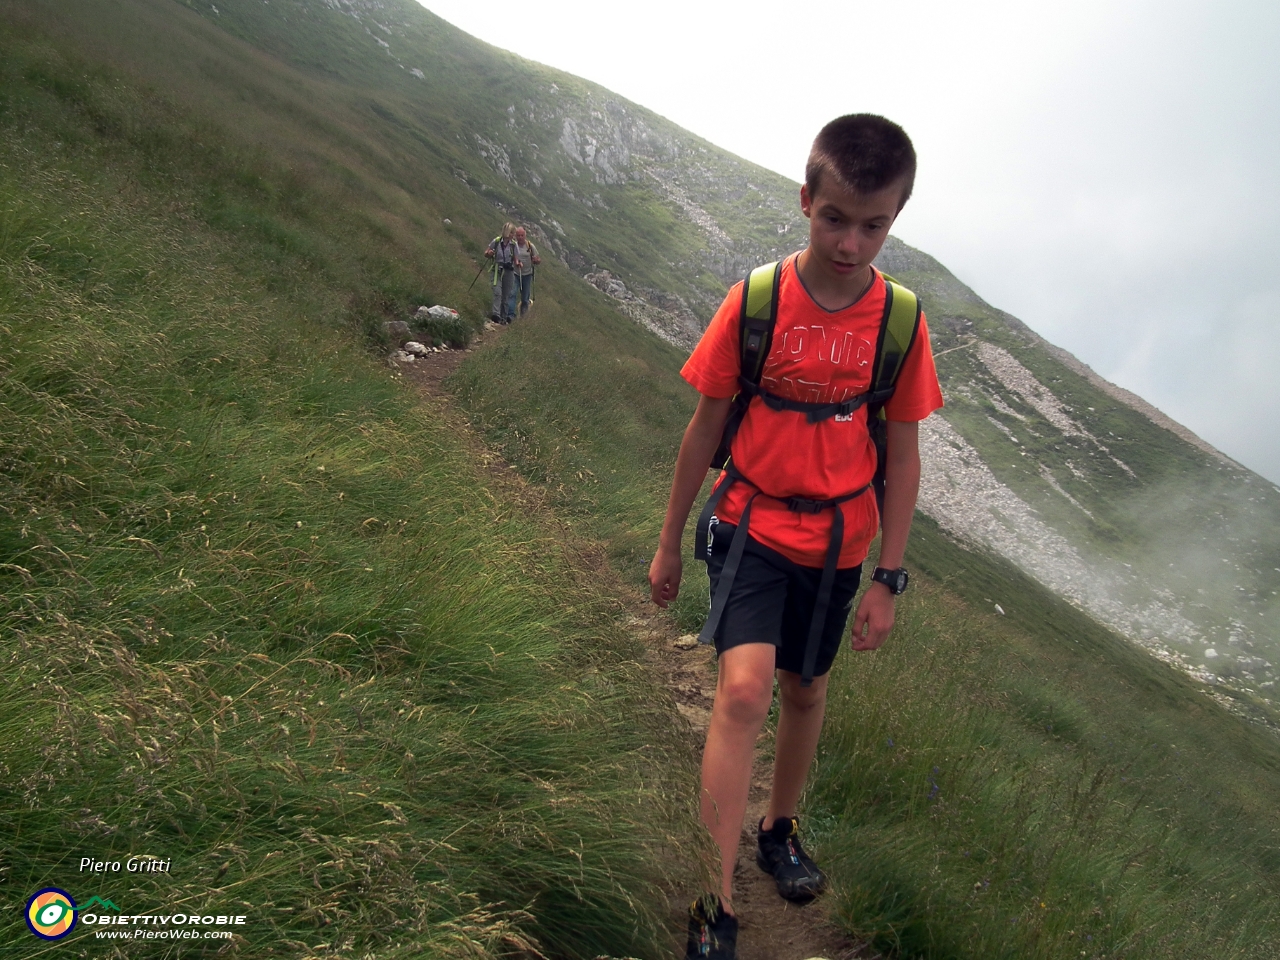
[701,642,778,911]
[764,670,829,829]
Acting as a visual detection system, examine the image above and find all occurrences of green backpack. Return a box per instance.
[709,259,924,513]
[694,260,923,685]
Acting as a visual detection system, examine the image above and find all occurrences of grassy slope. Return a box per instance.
[0,12,699,959]
[3,1,1280,959]
[166,0,751,314]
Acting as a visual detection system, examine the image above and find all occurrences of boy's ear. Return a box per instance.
[799,183,813,218]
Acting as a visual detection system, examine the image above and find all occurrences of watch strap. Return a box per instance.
[872,566,909,595]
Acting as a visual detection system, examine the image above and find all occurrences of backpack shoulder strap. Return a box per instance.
[709,261,781,470]
[870,273,923,398]
[866,273,924,514]
[739,260,781,383]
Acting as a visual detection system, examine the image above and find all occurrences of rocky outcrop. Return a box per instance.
[976,342,1136,478]
[1038,341,1243,468]
[583,270,703,350]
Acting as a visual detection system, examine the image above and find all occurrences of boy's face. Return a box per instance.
[800,177,905,287]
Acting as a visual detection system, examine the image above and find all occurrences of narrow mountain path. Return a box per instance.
[399,317,871,960]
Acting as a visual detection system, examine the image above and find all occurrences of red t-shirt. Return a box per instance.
[682,255,944,568]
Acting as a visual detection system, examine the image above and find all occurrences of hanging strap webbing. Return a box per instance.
[695,464,871,687]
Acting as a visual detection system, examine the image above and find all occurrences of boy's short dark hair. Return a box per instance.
[805,114,917,210]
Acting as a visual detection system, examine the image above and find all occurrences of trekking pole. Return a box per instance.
[466,261,487,293]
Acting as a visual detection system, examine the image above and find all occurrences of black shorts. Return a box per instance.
[704,520,863,679]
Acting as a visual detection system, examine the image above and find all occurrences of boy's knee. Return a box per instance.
[719,672,774,723]
[778,672,827,712]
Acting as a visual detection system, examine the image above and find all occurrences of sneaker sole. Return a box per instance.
[755,849,825,902]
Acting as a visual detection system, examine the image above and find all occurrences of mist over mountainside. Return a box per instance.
[41,0,1280,720]
[871,242,1280,719]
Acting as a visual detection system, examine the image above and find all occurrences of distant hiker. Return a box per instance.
[483,221,517,323]
[507,225,541,319]
[649,115,943,959]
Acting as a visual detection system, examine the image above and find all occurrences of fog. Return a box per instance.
[421,0,1280,483]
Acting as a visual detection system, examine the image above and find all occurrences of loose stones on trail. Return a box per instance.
[417,304,460,321]
[387,305,468,366]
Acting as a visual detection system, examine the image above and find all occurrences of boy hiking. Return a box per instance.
[648,115,943,959]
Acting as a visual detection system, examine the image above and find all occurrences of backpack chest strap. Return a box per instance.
[738,377,896,424]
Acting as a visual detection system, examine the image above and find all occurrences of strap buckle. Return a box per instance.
[785,496,827,514]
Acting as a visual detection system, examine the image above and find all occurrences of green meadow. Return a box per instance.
[3,1,1280,958]
[0,23,696,958]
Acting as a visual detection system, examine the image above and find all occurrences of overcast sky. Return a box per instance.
[422,0,1280,483]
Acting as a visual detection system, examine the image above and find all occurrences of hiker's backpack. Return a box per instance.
[710,259,923,514]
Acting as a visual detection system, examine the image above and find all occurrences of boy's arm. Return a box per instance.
[851,419,922,650]
[648,395,733,608]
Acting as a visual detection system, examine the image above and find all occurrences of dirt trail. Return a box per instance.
[398,319,869,960]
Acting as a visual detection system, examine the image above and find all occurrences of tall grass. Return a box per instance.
[810,572,1280,959]
[0,80,696,958]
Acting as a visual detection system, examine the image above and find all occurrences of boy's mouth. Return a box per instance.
[831,260,860,274]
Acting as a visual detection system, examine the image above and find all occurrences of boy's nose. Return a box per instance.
[836,229,862,259]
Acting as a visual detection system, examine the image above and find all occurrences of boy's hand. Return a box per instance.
[850,582,895,650]
[648,546,683,608]
[484,248,495,258]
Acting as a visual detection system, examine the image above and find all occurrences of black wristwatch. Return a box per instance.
[871,566,909,595]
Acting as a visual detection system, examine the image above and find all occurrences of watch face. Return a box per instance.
[876,568,908,594]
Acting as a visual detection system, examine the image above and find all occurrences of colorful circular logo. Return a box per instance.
[26,888,77,940]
